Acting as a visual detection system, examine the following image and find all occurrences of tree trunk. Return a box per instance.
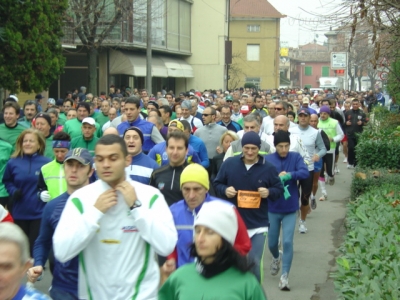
[357,77,362,91]
[350,75,355,90]
[87,47,98,95]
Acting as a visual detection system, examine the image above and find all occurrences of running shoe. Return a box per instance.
[270,251,282,276]
[347,164,354,169]
[279,273,290,291]
[328,176,335,186]
[299,220,307,233]
[311,197,317,209]
[335,165,340,174]
[319,193,327,201]
[343,157,348,163]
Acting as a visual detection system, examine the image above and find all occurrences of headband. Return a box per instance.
[52,140,71,149]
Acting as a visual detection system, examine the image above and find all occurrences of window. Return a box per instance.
[247,44,260,61]
[305,84,312,89]
[304,66,312,76]
[247,25,260,32]
[322,66,330,77]
[246,77,261,89]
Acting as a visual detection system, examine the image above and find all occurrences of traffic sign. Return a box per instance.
[331,52,347,70]
[380,72,388,80]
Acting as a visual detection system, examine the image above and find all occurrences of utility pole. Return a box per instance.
[146,0,152,96]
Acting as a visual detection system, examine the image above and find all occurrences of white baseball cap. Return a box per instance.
[82,117,96,126]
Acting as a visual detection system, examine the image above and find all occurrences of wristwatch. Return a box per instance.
[130,200,142,210]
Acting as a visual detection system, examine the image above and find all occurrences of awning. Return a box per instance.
[109,50,145,76]
[161,57,194,78]
[109,50,193,78]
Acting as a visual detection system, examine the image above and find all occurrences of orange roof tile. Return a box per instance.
[230,0,285,18]
[300,43,328,52]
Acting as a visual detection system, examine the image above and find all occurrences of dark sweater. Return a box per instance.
[33,192,78,297]
[213,155,283,229]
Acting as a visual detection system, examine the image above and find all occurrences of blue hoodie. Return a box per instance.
[265,152,309,214]
[33,192,78,297]
[3,154,51,220]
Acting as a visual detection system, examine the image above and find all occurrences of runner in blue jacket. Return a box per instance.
[265,130,309,291]
[3,129,51,255]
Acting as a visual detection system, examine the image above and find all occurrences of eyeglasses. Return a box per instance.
[202,114,214,117]
[274,107,283,111]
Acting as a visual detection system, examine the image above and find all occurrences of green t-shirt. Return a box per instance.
[63,118,102,139]
[58,112,67,121]
[44,135,55,160]
[0,124,26,150]
[90,111,100,120]
[159,264,267,300]
[0,140,14,197]
[70,135,99,156]
[18,117,32,129]
[237,117,244,128]
[57,118,66,126]
[95,113,110,127]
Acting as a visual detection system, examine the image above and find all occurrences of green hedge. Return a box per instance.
[355,108,400,170]
[334,184,400,299]
[350,168,400,200]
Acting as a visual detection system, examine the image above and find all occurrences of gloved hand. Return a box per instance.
[280,173,292,182]
[13,190,22,201]
[39,191,51,202]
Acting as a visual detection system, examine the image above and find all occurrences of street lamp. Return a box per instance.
[300,62,305,89]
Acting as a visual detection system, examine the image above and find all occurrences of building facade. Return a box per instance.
[289,43,338,89]
[50,0,228,98]
[228,0,284,90]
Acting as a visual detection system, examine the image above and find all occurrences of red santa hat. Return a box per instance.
[0,205,13,223]
[194,200,251,255]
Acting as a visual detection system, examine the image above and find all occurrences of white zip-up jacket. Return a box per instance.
[53,175,177,300]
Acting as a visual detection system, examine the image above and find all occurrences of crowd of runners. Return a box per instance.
[0,86,370,299]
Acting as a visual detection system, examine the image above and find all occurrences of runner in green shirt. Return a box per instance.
[70,117,99,156]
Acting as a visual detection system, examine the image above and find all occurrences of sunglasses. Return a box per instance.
[274,107,283,111]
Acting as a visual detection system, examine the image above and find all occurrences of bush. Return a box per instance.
[356,109,400,169]
[334,185,400,299]
[350,168,400,200]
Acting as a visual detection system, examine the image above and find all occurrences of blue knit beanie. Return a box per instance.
[241,131,261,148]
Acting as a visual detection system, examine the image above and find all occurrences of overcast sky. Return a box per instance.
[269,0,343,47]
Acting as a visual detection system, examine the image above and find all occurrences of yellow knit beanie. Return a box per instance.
[180,163,210,190]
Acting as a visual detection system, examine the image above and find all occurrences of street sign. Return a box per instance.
[331,52,347,70]
[379,72,388,80]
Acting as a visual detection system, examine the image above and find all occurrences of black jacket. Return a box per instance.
[344,109,366,136]
[149,162,188,206]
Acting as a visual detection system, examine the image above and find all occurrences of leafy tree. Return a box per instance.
[0,0,68,93]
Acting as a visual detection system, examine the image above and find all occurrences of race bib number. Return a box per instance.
[237,190,261,209]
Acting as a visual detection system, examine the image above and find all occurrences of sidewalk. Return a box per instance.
[263,162,351,299]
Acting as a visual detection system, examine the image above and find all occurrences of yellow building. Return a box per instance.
[228,0,285,90]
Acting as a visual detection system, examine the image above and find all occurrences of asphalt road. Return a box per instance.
[32,159,351,300]
[263,159,351,300]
